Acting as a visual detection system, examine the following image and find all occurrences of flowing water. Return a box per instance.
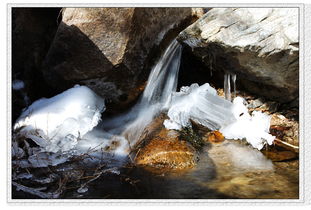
[99,40,182,149]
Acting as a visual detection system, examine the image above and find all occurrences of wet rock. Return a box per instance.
[42,8,198,113]
[178,8,298,104]
[135,125,197,170]
[262,150,297,162]
[205,131,224,144]
[270,113,299,146]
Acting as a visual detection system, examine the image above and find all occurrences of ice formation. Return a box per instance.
[14,85,105,154]
[220,97,275,150]
[164,83,275,150]
[164,83,236,131]
[223,73,237,101]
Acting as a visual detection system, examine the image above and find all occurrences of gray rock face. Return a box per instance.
[177,8,299,103]
[42,8,197,112]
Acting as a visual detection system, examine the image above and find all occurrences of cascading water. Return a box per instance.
[92,39,183,153]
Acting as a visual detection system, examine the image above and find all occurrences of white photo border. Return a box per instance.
[6,2,310,205]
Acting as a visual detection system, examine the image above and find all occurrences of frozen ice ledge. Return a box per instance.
[164,83,275,150]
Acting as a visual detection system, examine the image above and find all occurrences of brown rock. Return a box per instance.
[262,150,297,162]
[270,113,299,146]
[206,130,224,144]
[42,8,198,113]
[135,126,197,170]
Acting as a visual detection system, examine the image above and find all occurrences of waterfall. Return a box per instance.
[100,40,182,149]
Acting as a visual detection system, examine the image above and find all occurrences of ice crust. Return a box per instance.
[14,85,106,155]
[164,83,275,150]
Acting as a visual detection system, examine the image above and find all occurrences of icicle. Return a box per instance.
[224,73,231,101]
[232,74,237,99]
[224,73,237,101]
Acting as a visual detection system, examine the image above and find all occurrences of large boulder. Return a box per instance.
[177,8,299,104]
[42,8,198,113]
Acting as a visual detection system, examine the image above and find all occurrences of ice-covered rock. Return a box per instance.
[14,85,105,154]
[164,83,275,150]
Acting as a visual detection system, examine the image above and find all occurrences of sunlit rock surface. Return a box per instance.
[135,119,197,170]
[178,8,299,103]
[133,114,197,170]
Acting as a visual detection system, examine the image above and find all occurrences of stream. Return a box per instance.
[12,39,299,200]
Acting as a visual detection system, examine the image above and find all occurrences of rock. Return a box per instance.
[135,117,197,170]
[262,150,297,162]
[135,131,197,170]
[177,8,298,104]
[270,113,299,146]
[247,98,264,109]
[206,131,224,144]
[42,8,198,113]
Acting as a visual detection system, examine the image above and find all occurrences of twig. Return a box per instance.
[77,167,118,193]
[12,181,60,199]
[274,138,299,153]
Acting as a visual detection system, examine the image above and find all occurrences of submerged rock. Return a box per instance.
[178,8,298,104]
[135,118,197,170]
[135,135,197,170]
[42,8,198,113]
